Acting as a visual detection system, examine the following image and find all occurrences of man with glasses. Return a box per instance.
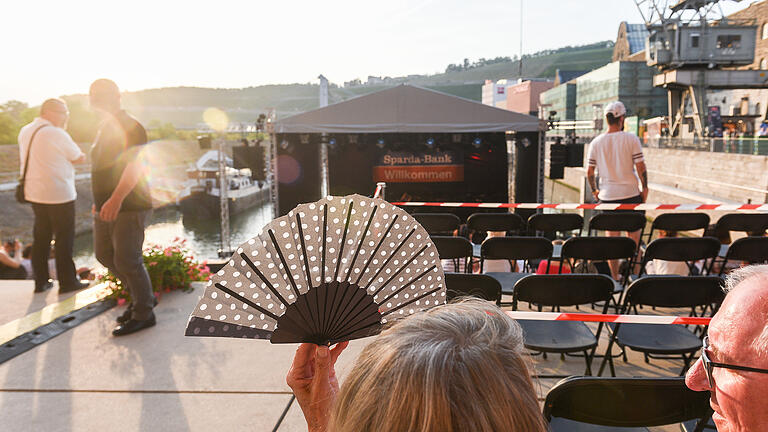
[17,98,88,293]
[686,264,768,431]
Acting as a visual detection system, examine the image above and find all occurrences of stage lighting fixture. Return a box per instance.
[520,137,531,148]
[425,137,435,149]
[452,134,462,143]
[348,134,358,145]
[376,137,386,149]
[279,139,294,153]
[472,137,482,148]
[328,138,337,148]
[300,134,310,144]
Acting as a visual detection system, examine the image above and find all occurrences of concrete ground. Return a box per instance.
[0,281,701,431]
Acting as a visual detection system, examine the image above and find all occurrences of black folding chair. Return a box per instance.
[714,213,768,235]
[646,212,710,242]
[466,212,525,260]
[544,376,713,432]
[639,237,721,276]
[431,236,473,273]
[560,237,637,307]
[512,274,614,375]
[480,236,552,304]
[527,213,583,238]
[588,212,646,238]
[598,276,724,377]
[412,213,461,236]
[718,236,768,275]
[444,273,501,304]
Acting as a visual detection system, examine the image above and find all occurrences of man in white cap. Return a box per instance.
[585,101,648,280]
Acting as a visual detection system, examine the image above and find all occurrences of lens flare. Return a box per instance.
[203,107,229,132]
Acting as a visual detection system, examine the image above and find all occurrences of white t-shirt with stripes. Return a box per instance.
[586,131,644,201]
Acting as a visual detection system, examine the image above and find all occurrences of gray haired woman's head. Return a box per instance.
[331,298,546,432]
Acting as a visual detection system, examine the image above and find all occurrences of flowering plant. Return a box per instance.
[99,238,210,303]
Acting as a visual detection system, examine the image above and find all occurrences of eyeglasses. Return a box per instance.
[700,336,768,388]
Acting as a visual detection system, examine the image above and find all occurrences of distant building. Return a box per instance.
[482,79,514,108]
[574,61,667,121]
[506,79,554,116]
[553,69,589,86]
[613,22,649,62]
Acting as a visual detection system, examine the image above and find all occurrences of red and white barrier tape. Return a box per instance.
[393,202,768,212]
[505,311,711,326]
[373,184,384,199]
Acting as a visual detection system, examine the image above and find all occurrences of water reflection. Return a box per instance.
[74,202,273,268]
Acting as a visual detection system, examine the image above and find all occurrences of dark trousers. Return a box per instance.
[31,201,78,290]
[94,210,154,320]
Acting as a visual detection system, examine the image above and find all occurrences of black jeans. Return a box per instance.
[94,210,154,320]
[31,201,78,290]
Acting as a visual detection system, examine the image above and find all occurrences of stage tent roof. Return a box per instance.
[275,84,545,134]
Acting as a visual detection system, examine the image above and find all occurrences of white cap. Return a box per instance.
[604,101,626,118]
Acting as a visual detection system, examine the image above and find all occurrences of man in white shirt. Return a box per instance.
[17,98,87,293]
[585,101,648,279]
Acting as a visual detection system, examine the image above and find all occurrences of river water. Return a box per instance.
[73,202,274,268]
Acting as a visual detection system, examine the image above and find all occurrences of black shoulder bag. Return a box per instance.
[16,125,48,204]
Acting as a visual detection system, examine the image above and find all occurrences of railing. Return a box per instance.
[646,137,768,156]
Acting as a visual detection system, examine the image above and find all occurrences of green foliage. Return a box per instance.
[147,120,178,141]
[98,238,210,302]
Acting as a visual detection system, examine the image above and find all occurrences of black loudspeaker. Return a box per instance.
[549,143,567,179]
[276,134,321,216]
[565,143,584,167]
[197,135,212,150]
[233,146,266,181]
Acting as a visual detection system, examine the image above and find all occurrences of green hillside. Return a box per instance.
[61,43,614,129]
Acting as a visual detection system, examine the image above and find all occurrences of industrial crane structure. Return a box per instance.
[634,0,767,137]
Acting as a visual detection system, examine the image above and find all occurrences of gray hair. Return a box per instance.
[723,264,768,292]
[331,298,547,431]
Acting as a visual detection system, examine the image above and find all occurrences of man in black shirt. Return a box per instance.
[90,79,155,336]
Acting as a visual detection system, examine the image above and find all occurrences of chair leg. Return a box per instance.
[584,350,593,376]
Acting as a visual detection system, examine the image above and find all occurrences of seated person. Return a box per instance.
[286,299,547,432]
[536,239,570,274]
[21,245,33,279]
[0,237,27,279]
[481,231,521,273]
[645,230,691,276]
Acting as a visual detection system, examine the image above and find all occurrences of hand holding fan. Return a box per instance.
[185,194,446,345]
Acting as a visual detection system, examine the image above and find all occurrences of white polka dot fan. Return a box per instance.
[185,194,446,345]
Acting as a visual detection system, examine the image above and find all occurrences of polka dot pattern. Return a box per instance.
[186,194,446,342]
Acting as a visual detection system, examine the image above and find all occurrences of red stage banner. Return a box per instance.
[373,149,464,183]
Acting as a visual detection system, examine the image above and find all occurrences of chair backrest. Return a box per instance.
[544,376,712,428]
[643,237,721,263]
[527,213,583,236]
[445,273,501,303]
[466,212,524,233]
[480,236,552,261]
[560,236,637,261]
[623,276,725,309]
[431,236,473,260]
[588,212,646,233]
[715,213,768,234]
[412,213,461,235]
[650,213,710,235]
[512,274,614,308]
[724,236,768,263]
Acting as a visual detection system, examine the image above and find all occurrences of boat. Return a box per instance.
[178,150,269,219]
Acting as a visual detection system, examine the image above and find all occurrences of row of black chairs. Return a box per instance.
[414,211,768,240]
[445,274,724,377]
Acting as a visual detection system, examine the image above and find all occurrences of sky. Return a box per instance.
[0,0,756,105]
